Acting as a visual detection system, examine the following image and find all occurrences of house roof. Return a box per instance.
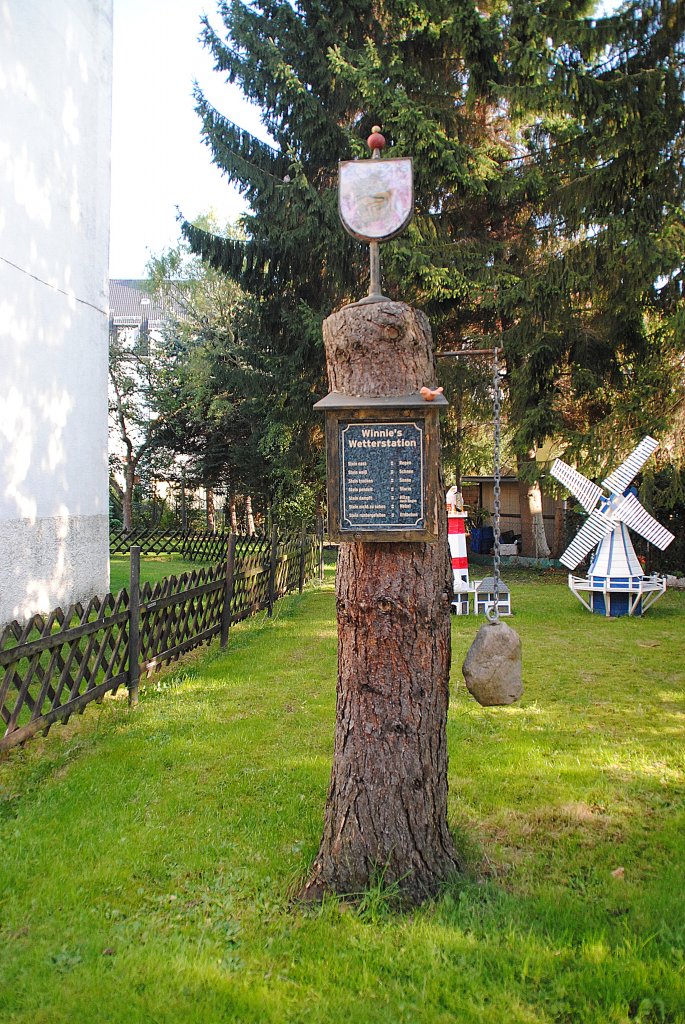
[109,279,187,327]
[462,474,518,483]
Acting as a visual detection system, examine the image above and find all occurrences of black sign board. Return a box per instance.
[314,393,446,543]
[340,420,425,531]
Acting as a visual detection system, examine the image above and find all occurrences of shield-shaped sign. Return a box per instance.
[339,157,414,242]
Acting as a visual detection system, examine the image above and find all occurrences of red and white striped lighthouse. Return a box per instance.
[446,487,470,614]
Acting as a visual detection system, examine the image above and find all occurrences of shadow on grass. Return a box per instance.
[0,572,683,1023]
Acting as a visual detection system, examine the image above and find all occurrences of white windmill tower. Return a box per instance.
[551,436,675,616]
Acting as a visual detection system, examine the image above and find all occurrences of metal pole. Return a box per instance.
[437,348,497,358]
[367,145,382,299]
[487,348,502,624]
[435,343,504,620]
[369,242,381,298]
[317,514,325,582]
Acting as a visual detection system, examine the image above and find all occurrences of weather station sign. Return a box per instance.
[340,420,425,531]
[314,127,443,543]
[314,393,445,543]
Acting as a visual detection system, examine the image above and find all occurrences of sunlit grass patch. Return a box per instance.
[109,553,206,594]
[0,567,683,1023]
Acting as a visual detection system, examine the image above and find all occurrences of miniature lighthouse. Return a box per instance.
[446,487,471,614]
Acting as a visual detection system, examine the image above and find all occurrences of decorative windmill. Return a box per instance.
[551,436,675,616]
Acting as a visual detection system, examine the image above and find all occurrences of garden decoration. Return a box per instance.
[474,577,512,617]
[551,436,675,616]
[446,486,471,614]
[338,126,413,303]
[316,128,446,546]
[307,126,459,903]
[461,346,522,705]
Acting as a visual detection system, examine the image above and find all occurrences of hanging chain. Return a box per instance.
[488,346,502,624]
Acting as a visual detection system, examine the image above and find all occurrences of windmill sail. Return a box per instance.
[601,436,659,495]
[616,493,675,550]
[554,435,672,616]
[550,460,603,513]
[559,509,613,569]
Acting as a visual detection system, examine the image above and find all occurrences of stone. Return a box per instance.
[462,621,523,706]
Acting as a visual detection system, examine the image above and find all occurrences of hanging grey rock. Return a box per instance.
[462,621,523,706]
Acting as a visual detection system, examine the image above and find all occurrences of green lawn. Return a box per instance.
[109,554,206,594]
[1,565,684,1023]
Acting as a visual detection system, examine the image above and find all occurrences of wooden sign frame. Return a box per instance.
[314,392,446,543]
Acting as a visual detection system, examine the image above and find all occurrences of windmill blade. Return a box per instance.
[550,459,603,513]
[601,436,659,495]
[616,493,675,551]
[559,509,612,569]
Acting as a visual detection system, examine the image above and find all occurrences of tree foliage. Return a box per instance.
[504,0,685,472]
[147,225,263,497]
[108,316,176,531]
[184,0,684,505]
[148,219,324,523]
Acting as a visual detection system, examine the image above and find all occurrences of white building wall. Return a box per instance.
[0,0,112,624]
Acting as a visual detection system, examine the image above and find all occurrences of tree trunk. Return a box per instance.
[303,299,459,905]
[517,451,550,558]
[206,487,216,533]
[246,495,256,536]
[123,462,135,532]
[229,490,238,532]
[180,472,188,532]
[552,496,565,559]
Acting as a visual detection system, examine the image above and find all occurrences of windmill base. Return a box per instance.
[568,574,667,617]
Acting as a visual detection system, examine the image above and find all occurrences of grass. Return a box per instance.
[109,554,206,594]
[0,562,684,1023]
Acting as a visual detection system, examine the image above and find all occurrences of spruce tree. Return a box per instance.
[185,0,684,541]
[503,0,685,469]
[184,0,524,513]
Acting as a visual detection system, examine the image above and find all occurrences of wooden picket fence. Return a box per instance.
[0,527,323,754]
[109,528,231,562]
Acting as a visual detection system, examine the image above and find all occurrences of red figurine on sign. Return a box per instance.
[420,386,444,402]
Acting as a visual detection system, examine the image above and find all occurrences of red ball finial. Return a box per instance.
[367,125,386,152]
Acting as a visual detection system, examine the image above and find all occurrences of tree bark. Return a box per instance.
[228,489,238,532]
[123,460,135,532]
[180,472,188,532]
[303,300,459,905]
[552,496,565,559]
[246,495,256,536]
[517,451,550,558]
[206,487,216,533]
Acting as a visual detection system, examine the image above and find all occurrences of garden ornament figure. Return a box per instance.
[420,386,444,401]
[551,436,674,616]
[338,126,413,303]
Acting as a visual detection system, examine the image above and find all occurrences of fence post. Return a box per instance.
[298,522,307,593]
[267,524,279,617]
[317,514,325,582]
[128,545,141,706]
[220,532,238,649]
